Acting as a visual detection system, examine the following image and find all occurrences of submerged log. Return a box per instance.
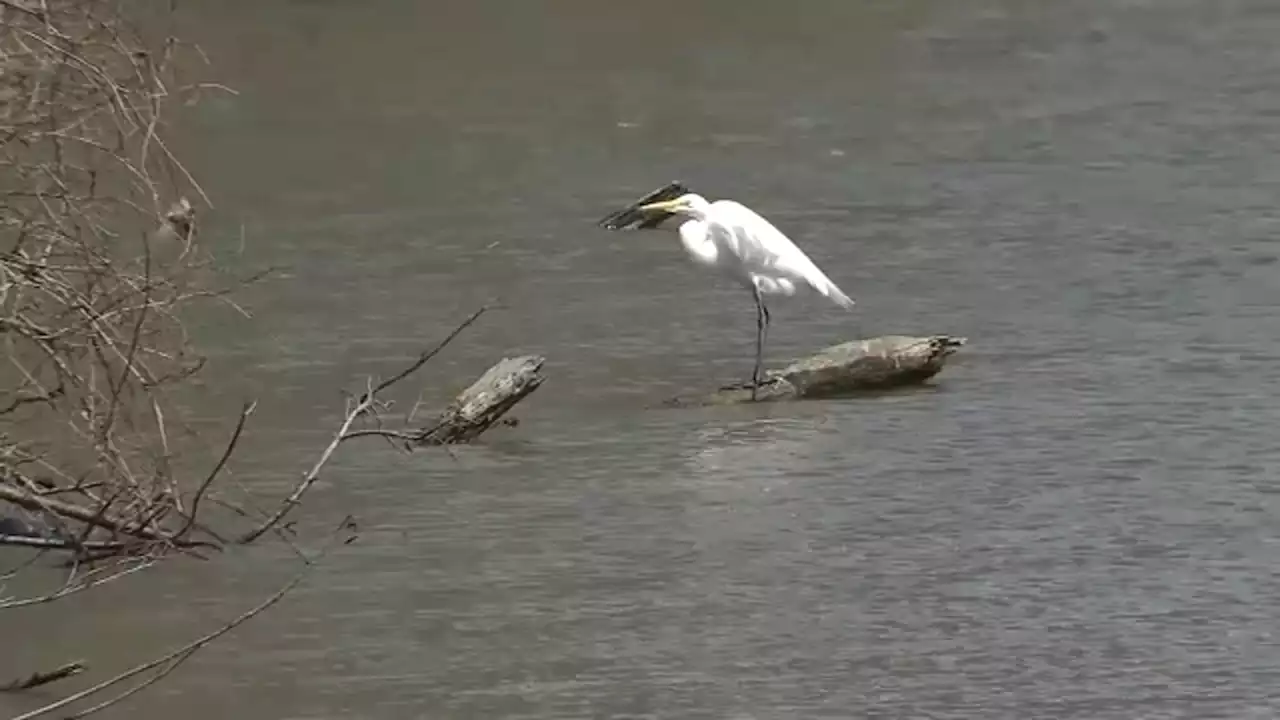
[665,335,967,407]
[415,355,546,445]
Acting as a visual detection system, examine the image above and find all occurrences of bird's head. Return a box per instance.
[636,193,710,219]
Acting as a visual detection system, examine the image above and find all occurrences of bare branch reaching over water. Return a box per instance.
[236,306,489,544]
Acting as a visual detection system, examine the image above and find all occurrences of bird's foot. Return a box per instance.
[719,374,770,399]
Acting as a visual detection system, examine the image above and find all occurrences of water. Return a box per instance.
[5,0,1280,717]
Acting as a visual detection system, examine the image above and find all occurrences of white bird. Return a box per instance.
[599,186,855,398]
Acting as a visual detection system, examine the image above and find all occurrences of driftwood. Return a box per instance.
[416,355,546,445]
[665,335,966,407]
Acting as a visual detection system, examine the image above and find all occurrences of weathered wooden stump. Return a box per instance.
[415,355,546,445]
[664,335,966,407]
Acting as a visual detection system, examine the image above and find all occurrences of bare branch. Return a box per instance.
[1,0,238,567]
[363,305,489,403]
[236,307,487,544]
[0,557,154,609]
[174,400,255,542]
[338,428,418,443]
[0,483,216,550]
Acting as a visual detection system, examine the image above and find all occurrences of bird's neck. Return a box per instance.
[677,219,719,266]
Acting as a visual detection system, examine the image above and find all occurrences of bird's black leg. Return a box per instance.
[751,286,770,401]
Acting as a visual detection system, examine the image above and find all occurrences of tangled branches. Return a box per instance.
[0,2,516,714]
[0,0,232,564]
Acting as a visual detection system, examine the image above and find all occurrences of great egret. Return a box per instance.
[598,183,855,399]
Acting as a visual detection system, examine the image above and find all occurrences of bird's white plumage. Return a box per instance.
[631,191,855,397]
[661,195,854,309]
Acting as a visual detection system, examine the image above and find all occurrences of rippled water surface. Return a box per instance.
[5,1,1280,718]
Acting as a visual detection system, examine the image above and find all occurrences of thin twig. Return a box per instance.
[0,558,153,609]
[362,305,488,403]
[338,428,417,442]
[0,534,127,551]
[175,400,255,541]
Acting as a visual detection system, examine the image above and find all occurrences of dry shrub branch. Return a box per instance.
[0,2,507,714]
[0,0,234,565]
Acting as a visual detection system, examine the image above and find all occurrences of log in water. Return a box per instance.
[410,336,963,442]
[415,355,547,445]
[665,335,967,407]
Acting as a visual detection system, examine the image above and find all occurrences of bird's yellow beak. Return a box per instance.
[636,199,682,213]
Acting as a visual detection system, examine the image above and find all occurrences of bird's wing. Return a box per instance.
[712,200,855,308]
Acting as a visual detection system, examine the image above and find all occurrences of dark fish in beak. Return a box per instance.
[597,181,693,231]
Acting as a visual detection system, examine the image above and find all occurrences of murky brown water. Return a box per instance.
[6,1,1280,718]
